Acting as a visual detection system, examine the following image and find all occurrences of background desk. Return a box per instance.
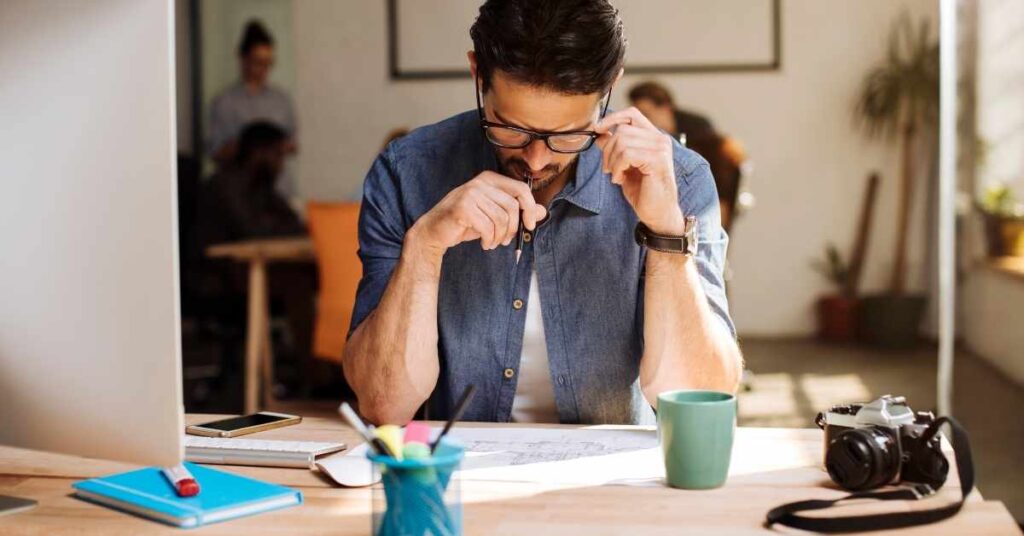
[206,237,316,413]
[0,416,1018,535]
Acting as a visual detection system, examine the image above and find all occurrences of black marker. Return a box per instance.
[431,385,477,454]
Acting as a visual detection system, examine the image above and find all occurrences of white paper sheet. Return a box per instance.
[449,426,663,486]
[316,426,665,488]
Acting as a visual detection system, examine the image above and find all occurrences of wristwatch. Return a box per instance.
[634,216,698,256]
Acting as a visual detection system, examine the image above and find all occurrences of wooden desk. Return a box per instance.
[206,237,316,413]
[0,416,1018,535]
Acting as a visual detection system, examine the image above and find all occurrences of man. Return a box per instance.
[345,0,741,425]
[196,122,314,396]
[628,81,716,144]
[198,122,303,242]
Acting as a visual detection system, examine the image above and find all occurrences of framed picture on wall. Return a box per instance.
[387,0,781,80]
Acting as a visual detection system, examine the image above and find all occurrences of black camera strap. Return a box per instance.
[764,417,974,533]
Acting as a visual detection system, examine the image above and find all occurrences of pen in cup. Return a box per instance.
[431,384,477,453]
[338,402,397,458]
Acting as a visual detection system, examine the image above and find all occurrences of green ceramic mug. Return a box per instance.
[657,389,736,489]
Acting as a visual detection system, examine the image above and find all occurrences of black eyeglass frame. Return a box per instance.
[474,73,613,154]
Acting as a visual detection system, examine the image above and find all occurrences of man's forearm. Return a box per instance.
[639,251,742,405]
[343,228,445,425]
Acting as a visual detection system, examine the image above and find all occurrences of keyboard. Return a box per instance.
[184,435,347,469]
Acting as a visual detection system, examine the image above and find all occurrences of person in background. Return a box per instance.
[628,81,715,145]
[197,122,314,397]
[207,19,298,197]
[200,122,303,241]
[629,81,747,232]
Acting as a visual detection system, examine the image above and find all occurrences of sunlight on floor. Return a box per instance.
[799,373,872,412]
[738,372,871,428]
[737,372,799,424]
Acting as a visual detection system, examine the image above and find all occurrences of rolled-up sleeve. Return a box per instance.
[677,157,736,339]
[348,146,407,338]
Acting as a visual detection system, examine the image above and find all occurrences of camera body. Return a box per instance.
[817,395,949,491]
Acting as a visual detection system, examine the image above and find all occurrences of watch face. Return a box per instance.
[684,216,698,256]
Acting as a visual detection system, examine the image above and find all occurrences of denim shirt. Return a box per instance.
[351,110,734,425]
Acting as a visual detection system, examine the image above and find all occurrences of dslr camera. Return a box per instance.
[816,395,949,491]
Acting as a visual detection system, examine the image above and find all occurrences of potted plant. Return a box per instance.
[854,14,937,348]
[812,244,857,341]
[978,183,1024,257]
[812,173,880,342]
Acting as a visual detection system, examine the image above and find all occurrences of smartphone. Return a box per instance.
[185,412,301,438]
[0,495,38,517]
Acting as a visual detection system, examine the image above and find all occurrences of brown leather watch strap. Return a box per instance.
[633,217,697,255]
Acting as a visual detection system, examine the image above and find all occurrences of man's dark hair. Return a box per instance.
[236,121,286,163]
[628,81,674,107]
[470,0,626,95]
[238,19,274,57]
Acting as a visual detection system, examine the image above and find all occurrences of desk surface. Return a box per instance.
[206,236,314,262]
[0,416,1017,535]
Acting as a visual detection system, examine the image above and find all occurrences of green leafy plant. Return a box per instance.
[980,183,1020,218]
[854,13,938,295]
[811,243,850,293]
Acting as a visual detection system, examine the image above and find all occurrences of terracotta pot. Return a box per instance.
[816,295,858,342]
[981,212,1024,257]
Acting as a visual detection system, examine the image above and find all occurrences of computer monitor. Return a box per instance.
[0,0,183,466]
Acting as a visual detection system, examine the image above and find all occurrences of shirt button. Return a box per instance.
[503,368,515,379]
[557,376,566,385]
[512,298,524,310]
[523,231,532,243]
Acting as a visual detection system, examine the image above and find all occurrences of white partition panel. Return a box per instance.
[0,0,183,466]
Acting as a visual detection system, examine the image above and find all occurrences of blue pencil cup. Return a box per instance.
[367,438,465,536]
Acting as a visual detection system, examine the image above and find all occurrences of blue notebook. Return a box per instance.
[72,462,302,528]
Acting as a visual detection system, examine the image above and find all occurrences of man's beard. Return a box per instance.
[500,156,575,191]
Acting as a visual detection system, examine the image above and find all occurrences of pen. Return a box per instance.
[161,464,199,497]
[514,174,534,265]
[430,384,477,453]
[338,402,396,457]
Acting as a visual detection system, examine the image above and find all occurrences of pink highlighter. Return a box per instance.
[403,421,432,446]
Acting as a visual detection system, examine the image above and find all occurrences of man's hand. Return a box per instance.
[411,171,547,256]
[595,107,685,236]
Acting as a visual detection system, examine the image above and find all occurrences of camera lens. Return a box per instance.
[825,427,901,491]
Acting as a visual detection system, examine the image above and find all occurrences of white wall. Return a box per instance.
[0,0,183,465]
[976,0,1024,197]
[292,0,939,336]
[960,0,1024,387]
[962,269,1024,386]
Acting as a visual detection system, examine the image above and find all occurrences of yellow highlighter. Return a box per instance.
[374,424,404,460]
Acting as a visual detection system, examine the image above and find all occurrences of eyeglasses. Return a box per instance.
[474,73,612,154]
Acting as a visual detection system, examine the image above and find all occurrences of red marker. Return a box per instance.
[161,464,200,497]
